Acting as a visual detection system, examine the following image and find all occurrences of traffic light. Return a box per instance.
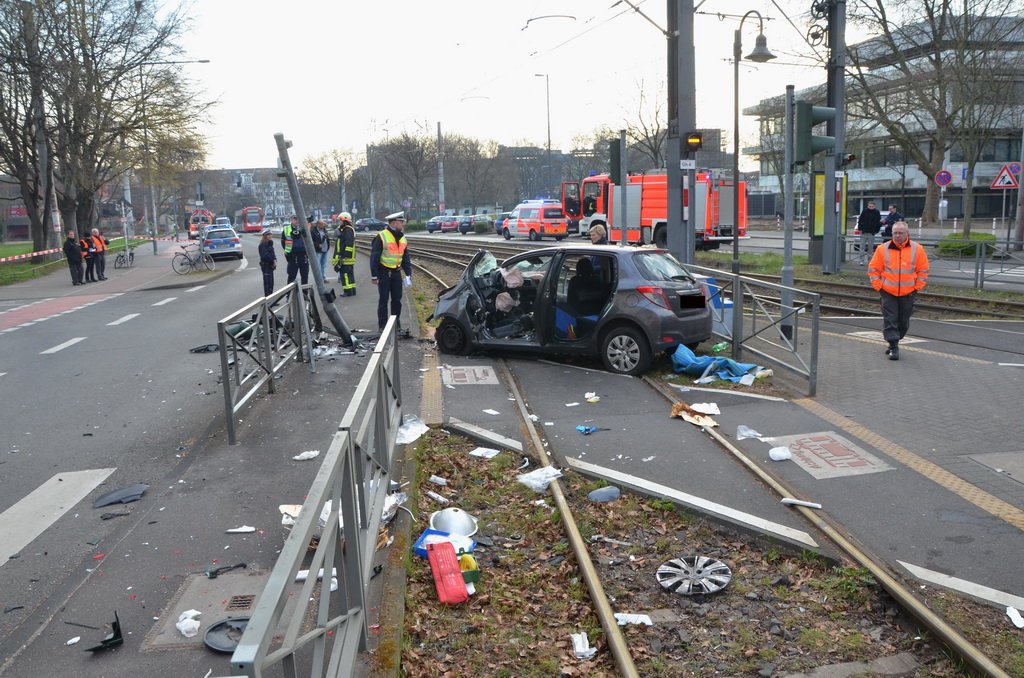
[685,131,703,153]
[793,101,835,163]
[609,137,622,183]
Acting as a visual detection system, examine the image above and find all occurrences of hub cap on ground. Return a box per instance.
[656,555,732,595]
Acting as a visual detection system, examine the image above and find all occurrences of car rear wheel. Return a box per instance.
[436,319,470,355]
[600,326,652,376]
[502,228,511,240]
[529,230,540,242]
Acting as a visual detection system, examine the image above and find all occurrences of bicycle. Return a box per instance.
[113,247,135,269]
[171,244,215,275]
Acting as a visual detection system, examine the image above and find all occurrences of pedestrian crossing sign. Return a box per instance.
[991,164,1019,189]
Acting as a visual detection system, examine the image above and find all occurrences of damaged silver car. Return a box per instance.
[430,245,712,376]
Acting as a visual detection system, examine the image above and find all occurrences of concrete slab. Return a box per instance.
[969,451,1024,486]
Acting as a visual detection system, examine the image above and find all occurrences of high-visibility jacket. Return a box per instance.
[868,238,929,297]
[332,224,356,266]
[80,236,98,259]
[377,228,407,269]
[282,224,305,254]
[92,234,107,252]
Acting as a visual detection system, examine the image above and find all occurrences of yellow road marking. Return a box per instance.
[794,397,1024,532]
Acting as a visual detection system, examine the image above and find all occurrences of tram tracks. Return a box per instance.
[393,242,1018,676]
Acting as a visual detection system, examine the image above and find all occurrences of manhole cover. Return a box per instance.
[656,555,732,595]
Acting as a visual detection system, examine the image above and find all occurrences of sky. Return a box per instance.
[171,0,867,171]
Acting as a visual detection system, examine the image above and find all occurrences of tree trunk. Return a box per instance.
[962,167,974,236]
[921,143,946,226]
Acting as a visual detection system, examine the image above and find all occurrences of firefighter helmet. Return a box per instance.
[339,211,352,223]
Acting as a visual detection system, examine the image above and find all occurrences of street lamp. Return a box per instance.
[732,11,775,275]
[139,58,209,254]
[534,73,551,196]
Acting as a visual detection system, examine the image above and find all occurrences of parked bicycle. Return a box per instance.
[113,246,135,269]
[171,244,215,275]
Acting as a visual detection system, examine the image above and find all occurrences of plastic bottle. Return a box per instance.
[712,341,729,353]
[587,486,621,502]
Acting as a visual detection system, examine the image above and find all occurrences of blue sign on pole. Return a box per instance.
[1010,162,1021,175]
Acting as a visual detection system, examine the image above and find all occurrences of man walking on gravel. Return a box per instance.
[868,222,929,361]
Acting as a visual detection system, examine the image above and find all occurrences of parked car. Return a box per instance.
[440,215,459,233]
[430,245,712,375]
[493,211,512,236]
[355,218,387,232]
[202,227,244,260]
[457,215,474,234]
[426,216,446,233]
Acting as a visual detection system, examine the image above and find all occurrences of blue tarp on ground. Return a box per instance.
[670,344,761,383]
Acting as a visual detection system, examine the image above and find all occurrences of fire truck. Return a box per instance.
[560,171,747,250]
[188,208,215,239]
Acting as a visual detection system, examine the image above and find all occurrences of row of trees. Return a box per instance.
[0,0,209,252]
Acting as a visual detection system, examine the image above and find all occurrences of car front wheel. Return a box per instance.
[529,230,540,242]
[502,228,511,240]
[600,326,652,376]
[436,318,470,355]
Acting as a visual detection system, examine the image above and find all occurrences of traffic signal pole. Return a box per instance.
[667,0,696,263]
[822,0,847,274]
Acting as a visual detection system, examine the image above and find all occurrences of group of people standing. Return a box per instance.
[63,229,109,286]
[857,202,928,361]
[258,211,411,334]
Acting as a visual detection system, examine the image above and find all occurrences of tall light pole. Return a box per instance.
[535,73,551,196]
[139,58,209,254]
[732,11,775,276]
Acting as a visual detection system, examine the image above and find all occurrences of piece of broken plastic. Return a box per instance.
[735,425,763,440]
[571,631,598,660]
[781,497,822,509]
[614,613,653,626]
[517,466,563,493]
[225,525,256,534]
[93,483,149,508]
[396,415,429,445]
[203,617,249,653]
[468,447,500,459]
[291,450,320,461]
[587,486,620,502]
[84,612,123,652]
[768,446,792,461]
[1008,606,1024,629]
[689,402,720,415]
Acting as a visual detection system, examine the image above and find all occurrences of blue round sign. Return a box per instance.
[934,170,952,186]
[1010,162,1021,175]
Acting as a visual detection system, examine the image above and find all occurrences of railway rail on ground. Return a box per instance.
[381,238,1015,677]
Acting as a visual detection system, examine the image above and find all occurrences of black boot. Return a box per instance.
[889,343,899,360]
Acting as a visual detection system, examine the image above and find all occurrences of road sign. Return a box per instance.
[1010,162,1021,175]
[991,164,1019,190]
[934,170,952,186]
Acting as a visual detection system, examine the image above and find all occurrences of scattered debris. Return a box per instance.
[768,446,792,461]
[225,526,256,534]
[641,456,656,462]
[93,483,149,508]
[468,447,500,459]
[571,631,598,660]
[481,409,500,416]
[587,486,620,502]
[576,425,610,435]
[427,541,469,605]
[614,613,654,626]
[656,555,733,595]
[781,497,822,509]
[517,466,563,492]
[4,605,24,614]
[584,392,600,403]
[1007,607,1024,629]
[291,450,320,461]
[66,636,81,646]
[295,567,337,582]
[176,609,202,638]
[203,617,250,653]
[63,620,100,630]
[425,490,450,505]
[99,511,129,520]
[688,402,720,415]
[413,528,476,559]
[670,402,717,427]
[189,344,220,353]
[427,475,448,486]
[206,562,246,579]
[429,508,478,537]
[369,564,384,580]
[84,612,123,652]
[735,425,763,440]
[396,415,430,445]
[565,402,580,407]
[517,457,530,470]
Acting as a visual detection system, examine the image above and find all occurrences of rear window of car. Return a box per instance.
[206,229,234,240]
[542,208,563,219]
[633,251,695,283]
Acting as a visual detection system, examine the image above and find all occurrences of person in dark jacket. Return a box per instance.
[588,223,608,245]
[880,204,903,239]
[63,230,84,286]
[91,228,109,280]
[258,229,277,296]
[856,201,882,264]
[370,212,412,332]
[332,212,357,295]
[310,219,331,279]
[80,231,99,282]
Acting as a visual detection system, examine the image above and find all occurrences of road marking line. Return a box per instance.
[152,297,177,306]
[186,285,206,292]
[822,330,990,364]
[107,313,140,326]
[565,457,819,548]
[0,468,117,566]
[40,337,86,354]
[0,372,6,377]
[898,561,1024,610]
[794,397,1024,532]
[998,363,1024,367]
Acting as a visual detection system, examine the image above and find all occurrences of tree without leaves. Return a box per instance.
[846,0,1024,233]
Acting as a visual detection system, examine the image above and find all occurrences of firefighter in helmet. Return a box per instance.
[332,211,357,296]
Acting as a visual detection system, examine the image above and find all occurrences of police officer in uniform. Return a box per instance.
[258,228,277,296]
[332,211,357,295]
[370,211,412,332]
[281,214,310,285]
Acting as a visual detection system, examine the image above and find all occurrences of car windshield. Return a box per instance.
[633,251,695,282]
[473,252,498,277]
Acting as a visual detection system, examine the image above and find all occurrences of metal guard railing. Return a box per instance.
[688,265,821,396]
[222,316,403,678]
[217,283,316,445]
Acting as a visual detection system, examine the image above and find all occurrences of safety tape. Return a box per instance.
[0,247,62,263]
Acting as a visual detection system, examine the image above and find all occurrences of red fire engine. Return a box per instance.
[561,171,747,250]
[188,208,214,239]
